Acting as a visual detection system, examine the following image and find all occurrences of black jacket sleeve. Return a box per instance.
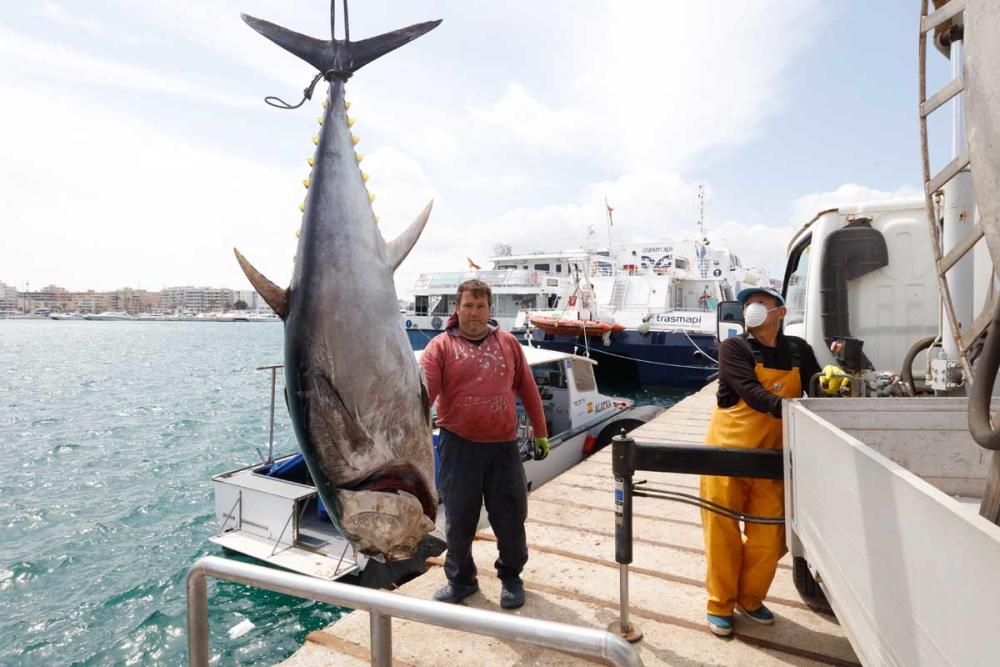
[717,338,782,418]
[796,339,823,397]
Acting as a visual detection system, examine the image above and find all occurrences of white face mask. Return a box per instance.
[744,302,779,328]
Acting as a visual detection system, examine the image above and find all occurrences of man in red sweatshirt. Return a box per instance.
[420,279,549,609]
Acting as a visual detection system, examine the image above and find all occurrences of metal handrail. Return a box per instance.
[187,556,641,667]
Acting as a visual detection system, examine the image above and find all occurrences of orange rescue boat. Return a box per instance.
[529,315,625,337]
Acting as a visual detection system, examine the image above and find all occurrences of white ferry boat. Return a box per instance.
[403,247,586,350]
[523,238,771,388]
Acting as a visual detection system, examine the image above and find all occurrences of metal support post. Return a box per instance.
[370,610,392,667]
[187,569,209,667]
[610,433,642,642]
[257,364,282,464]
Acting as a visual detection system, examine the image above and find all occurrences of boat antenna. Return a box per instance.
[697,184,709,244]
[605,196,615,253]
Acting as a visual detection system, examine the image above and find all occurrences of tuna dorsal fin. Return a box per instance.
[386,200,433,271]
[233,248,288,319]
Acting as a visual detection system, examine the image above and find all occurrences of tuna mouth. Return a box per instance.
[346,463,437,523]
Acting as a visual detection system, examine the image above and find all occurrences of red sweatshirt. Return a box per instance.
[420,313,548,443]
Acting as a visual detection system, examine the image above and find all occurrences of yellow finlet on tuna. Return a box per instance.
[355,152,364,163]
[317,116,324,126]
[351,134,360,146]
[347,117,356,127]
[299,202,305,212]
[313,135,319,145]
[368,192,376,203]
[295,228,301,238]
[345,100,351,110]
[303,178,310,188]
[307,157,315,167]
[362,172,369,182]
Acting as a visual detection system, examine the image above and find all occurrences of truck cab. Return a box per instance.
[782,199,940,378]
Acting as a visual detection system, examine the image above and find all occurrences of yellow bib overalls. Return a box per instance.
[700,352,801,616]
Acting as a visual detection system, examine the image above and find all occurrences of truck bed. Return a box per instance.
[784,397,1000,667]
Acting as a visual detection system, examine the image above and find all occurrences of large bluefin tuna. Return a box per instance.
[234,2,441,561]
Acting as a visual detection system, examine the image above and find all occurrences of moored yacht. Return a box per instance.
[83,311,134,321]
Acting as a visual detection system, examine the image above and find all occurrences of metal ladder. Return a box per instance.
[918,0,996,383]
[610,278,628,309]
[187,556,640,667]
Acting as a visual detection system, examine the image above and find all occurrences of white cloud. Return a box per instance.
[37,2,104,34]
[0,27,258,108]
[480,1,823,170]
[699,183,925,281]
[0,82,300,292]
[789,183,923,224]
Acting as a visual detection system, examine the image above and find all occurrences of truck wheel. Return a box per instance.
[793,556,831,610]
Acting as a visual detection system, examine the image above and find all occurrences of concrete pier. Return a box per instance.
[281,383,859,666]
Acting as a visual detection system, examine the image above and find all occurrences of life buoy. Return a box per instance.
[405,319,413,328]
[567,295,577,307]
[713,268,722,277]
[431,316,443,330]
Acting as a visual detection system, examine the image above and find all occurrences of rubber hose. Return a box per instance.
[969,296,1000,450]
[900,336,939,393]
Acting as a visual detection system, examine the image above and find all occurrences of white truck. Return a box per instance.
[719,2,1000,664]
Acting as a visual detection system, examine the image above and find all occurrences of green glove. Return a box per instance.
[533,437,550,461]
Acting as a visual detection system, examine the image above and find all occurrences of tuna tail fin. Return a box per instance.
[386,200,433,271]
[241,12,441,79]
[234,248,288,319]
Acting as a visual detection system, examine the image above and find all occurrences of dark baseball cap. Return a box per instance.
[736,286,785,306]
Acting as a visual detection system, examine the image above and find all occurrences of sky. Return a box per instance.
[0,0,955,296]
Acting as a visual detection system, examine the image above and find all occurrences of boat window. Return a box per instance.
[533,264,550,272]
[784,237,811,325]
[571,358,597,392]
[415,295,429,316]
[675,258,688,270]
[556,265,562,273]
[532,362,566,389]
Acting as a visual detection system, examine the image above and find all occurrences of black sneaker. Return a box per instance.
[500,578,525,609]
[432,581,479,604]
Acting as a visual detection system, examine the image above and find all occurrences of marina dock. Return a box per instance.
[280,384,859,666]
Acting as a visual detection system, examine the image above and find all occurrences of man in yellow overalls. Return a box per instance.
[701,286,821,636]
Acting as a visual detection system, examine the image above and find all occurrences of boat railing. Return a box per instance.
[186,556,640,667]
[412,269,543,289]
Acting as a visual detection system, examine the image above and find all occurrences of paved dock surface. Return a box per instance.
[281,383,859,666]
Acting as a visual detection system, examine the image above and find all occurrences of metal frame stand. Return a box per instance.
[609,433,784,642]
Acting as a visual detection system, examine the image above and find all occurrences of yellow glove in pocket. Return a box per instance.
[819,365,850,395]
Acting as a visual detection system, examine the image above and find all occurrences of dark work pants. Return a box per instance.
[438,428,529,586]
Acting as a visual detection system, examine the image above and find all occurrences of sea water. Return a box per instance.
[0,320,684,665]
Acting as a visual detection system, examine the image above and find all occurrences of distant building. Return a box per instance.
[233,289,275,314]
[0,282,16,311]
[160,286,234,313]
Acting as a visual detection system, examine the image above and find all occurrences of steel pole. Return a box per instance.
[268,367,277,463]
[942,36,975,365]
[186,566,210,667]
[611,434,641,642]
[369,610,392,666]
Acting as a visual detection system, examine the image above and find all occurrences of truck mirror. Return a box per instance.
[716,300,744,342]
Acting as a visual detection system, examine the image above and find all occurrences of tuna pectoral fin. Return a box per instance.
[234,248,288,319]
[242,14,441,77]
[386,200,434,271]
